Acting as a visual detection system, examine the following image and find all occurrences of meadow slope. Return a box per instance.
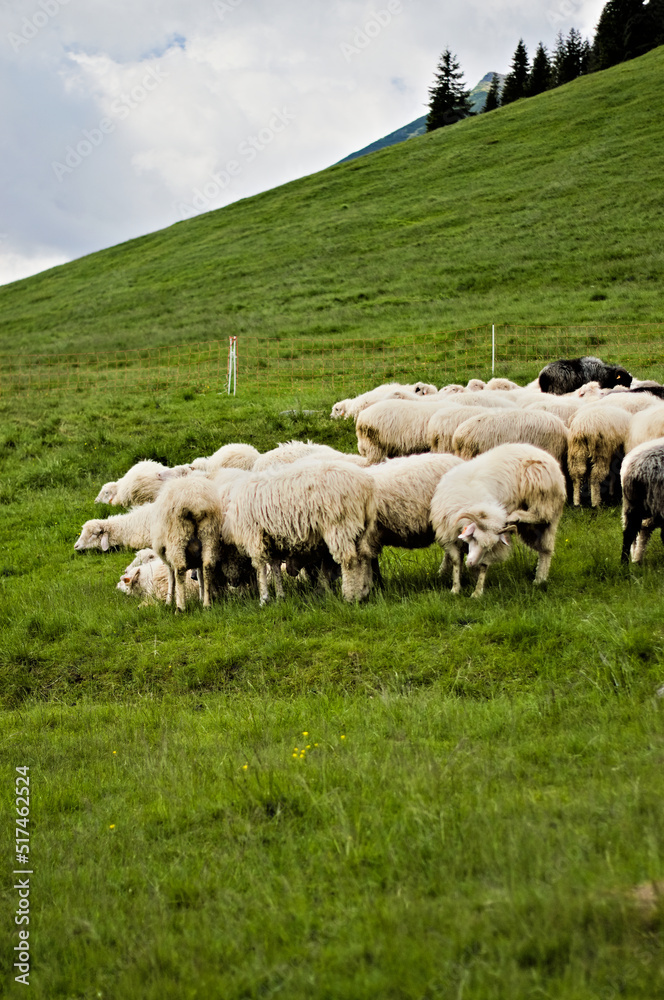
[0,47,662,356]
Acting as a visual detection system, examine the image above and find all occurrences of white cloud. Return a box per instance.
[0,0,608,287]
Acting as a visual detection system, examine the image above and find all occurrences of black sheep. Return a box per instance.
[538,355,632,395]
[620,440,664,564]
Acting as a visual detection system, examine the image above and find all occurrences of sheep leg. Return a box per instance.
[631,526,653,564]
[201,564,214,607]
[571,475,582,507]
[165,566,175,605]
[271,560,285,600]
[589,458,610,507]
[174,567,188,611]
[621,507,644,564]
[471,565,488,598]
[447,546,463,594]
[256,563,271,605]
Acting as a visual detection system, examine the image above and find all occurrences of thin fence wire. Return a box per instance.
[2,325,664,397]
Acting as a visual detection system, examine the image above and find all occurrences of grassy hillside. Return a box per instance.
[1,48,663,357]
[2,47,664,1000]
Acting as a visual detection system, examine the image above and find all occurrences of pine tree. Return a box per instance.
[482,74,501,112]
[553,28,590,86]
[501,39,529,105]
[592,0,654,70]
[426,49,472,132]
[526,42,552,96]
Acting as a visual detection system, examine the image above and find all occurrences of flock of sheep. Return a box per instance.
[73,355,664,607]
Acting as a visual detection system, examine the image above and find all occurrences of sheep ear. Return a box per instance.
[459,523,476,540]
[100,533,110,552]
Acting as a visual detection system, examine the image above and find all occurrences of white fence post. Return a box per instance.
[227,336,237,395]
[492,324,495,376]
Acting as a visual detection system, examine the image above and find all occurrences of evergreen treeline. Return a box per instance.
[426,0,664,129]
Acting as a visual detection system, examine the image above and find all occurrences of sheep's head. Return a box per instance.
[330,400,349,419]
[601,365,632,390]
[458,517,517,569]
[413,382,438,395]
[95,481,117,503]
[117,566,140,594]
[74,520,111,552]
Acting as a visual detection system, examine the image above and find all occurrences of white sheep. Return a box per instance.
[430,443,566,597]
[449,391,517,410]
[95,482,117,503]
[191,442,260,473]
[253,439,370,472]
[485,377,522,391]
[567,403,632,506]
[465,379,485,391]
[105,460,192,507]
[524,396,583,427]
[438,378,470,396]
[355,399,450,463]
[451,409,568,466]
[74,504,155,552]
[626,406,664,453]
[223,459,378,605]
[598,392,663,415]
[117,556,199,603]
[151,476,224,611]
[428,405,487,453]
[366,453,463,555]
[330,382,437,420]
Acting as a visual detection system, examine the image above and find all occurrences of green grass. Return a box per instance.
[0,48,663,359]
[2,46,664,999]
[1,388,664,997]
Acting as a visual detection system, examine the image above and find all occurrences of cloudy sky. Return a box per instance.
[1,0,607,287]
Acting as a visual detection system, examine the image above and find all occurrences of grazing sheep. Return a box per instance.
[74,504,155,553]
[330,382,437,420]
[438,383,468,395]
[428,406,486,453]
[223,460,378,604]
[626,407,664,453]
[567,404,632,506]
[253,440,369,472]
[485,377,522,391]
[571,381,604,399]
[597,392,662,415]
[620,438,664,564]
[191,442,260,473]
[108,460,193,507]
[366,453,463,554]
[465,379,486,391]
[450,392,517,410]
[524,396,583,427]
[95,482,117,504]
[451,409,568,466]
[356,399,449,463]
[117,556,199,603]
[430,443,566,596]
[151,476,223,610]
[538,356,632,395]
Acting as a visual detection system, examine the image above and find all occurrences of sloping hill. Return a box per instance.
[0,48,662,356]
[338,73,505,163]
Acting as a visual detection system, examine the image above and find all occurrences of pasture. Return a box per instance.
[1,383,663,998]
[2,41,664,1000]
